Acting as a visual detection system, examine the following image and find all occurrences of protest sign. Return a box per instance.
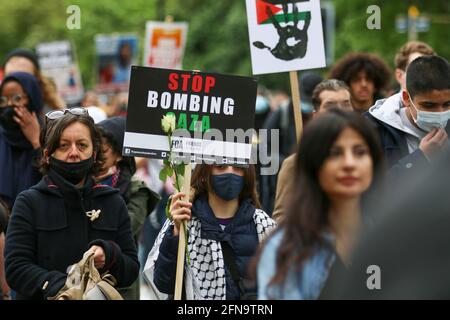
[246,0,326,75]
[35,40,84,104]
[123,66,257,165]
[144,21,188,69]
[95,34,138,93]
[246,0,326,141]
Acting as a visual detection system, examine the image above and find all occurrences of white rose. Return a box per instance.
[161,114,176,133]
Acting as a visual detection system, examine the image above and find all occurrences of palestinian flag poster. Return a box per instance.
[246,0,326,75]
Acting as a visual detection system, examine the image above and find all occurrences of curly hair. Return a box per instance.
[329,52,391,95]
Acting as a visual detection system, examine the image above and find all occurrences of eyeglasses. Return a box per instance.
[45,107,89,120]
[0,94,27,107]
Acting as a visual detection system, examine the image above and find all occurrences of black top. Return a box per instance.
[318,255,349,300]
[4,169,139,299]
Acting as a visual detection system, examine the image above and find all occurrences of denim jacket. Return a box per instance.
[257,229,336,300]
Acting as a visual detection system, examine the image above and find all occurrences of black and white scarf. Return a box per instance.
[143,208,277,300]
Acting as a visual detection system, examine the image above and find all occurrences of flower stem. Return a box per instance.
[167,129,190,264]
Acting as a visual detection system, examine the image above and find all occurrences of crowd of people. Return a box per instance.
[0,40,449,300]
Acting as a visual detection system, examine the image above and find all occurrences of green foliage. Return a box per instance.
[174,163,185,177]
[332,0,450,73]
[0,0,448,92]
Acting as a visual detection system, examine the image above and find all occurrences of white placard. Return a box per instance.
[36,40,84,104]
[246,0,326,75]
[143,21,188,70]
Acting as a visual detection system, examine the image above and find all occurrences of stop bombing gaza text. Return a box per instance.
[146,72,235,116]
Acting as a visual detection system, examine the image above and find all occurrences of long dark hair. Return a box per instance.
[39,113,105,176]
[190,164,261,208]
[263,109,384,291]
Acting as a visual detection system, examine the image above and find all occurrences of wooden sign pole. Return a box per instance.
[289,71,303,142]
[174,162,191,300]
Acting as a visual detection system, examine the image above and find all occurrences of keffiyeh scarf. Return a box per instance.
[143,208,277,300]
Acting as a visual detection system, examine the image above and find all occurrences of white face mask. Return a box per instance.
[408,93,450,132]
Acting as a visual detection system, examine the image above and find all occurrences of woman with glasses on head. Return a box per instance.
[144,164,276,300]
[0,72,44,210]
[4,109,139,300]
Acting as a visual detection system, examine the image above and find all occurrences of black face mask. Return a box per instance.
[0,106,21,131]
[0,106,29,147]
[49,156,95,185]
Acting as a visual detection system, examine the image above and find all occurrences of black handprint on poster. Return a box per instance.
[253,1,311,61]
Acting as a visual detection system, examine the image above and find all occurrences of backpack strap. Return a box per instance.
[220,241,245,297]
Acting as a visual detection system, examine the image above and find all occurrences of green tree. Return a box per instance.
[0,0,448,92]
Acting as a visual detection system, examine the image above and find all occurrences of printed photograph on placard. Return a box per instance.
[95,34,138,93]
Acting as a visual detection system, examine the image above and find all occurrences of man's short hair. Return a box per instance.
[311,79,350,110]
[406,55,450,99]
[395,41,435,71]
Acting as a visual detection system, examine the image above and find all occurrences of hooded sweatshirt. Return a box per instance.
[366,92,450,174]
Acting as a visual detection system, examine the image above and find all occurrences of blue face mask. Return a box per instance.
[211,173,244,201]
[255,96,269,114]
[409,93,450,132]
[301,100,314,113]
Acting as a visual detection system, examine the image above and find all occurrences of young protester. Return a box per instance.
[365,55,450,174]
[329,52,391,112]
[256,109,384,299]
[144,164,276,300]
[4,109,139,299]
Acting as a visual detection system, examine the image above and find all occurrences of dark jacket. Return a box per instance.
[4,170,139,300]
[365,112,429,170]
[153,196,260,300]
[365,93,450,176]
[365,112,450,177]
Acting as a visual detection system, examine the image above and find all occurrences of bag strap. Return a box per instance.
[96,280,123,300]
[220,241,245,296]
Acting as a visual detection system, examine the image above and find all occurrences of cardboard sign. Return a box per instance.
[95,34,138,93]
[35,41,84,104]
[144,21,188,69]
[123,66,257,165]
[246,0,326,74]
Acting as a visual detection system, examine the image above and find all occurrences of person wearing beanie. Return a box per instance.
[0,72,44,209]
[96,116,160,300]
[3,49,40,75]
